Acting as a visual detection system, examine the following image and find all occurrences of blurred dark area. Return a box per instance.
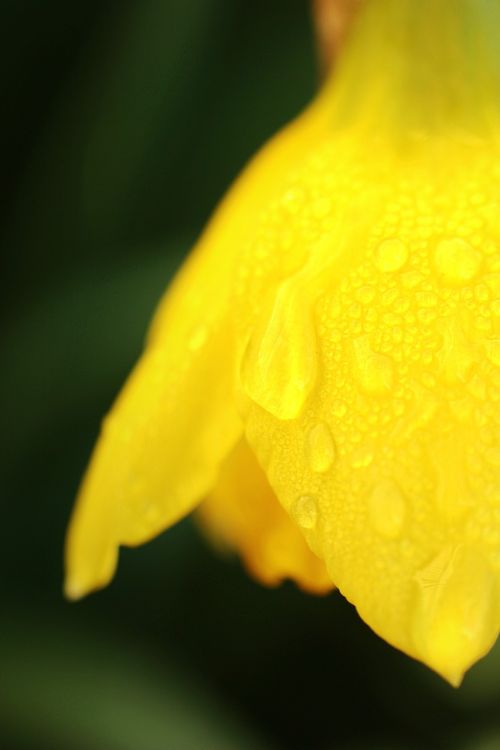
[1,2,500,749]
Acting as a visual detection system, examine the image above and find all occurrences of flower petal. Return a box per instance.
[198,438,333,594]
[65,252,243,599]
[64,99,330,601]
[237,131,500,683]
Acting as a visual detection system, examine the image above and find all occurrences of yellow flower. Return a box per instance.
[66,0,500,686]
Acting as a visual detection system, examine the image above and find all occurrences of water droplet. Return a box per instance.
[353,336,394,395]
[375,238,409,273]
[351,444,374,468]
[188,325,208,351]
[307,423,336,473]
[291,495,318,529]
[332,400,347,419]
[368,479,406,538]
[434,238,482,286]
[241,285,317,419]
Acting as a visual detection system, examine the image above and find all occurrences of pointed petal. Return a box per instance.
[65,256,243,599]
[65,98,331,600]
[198,439,333,594]
[236,127,500,682]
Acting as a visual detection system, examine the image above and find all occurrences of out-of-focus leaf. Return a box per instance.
[0,614,274,750]
[80,0,221,243]
[2,0,218,302]
[1,241,188,471]
[461,734,500,750]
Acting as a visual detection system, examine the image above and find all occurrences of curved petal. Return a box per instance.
[237,128,500,684]
[198,438,333,594]
[65,99,332,601]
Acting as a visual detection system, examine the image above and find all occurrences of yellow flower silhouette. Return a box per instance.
[66,0,500,685]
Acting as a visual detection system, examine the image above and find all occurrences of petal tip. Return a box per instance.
[64,533,119,602]
[63,577,88,602]
[412,545,499,688]
[63,561,116,601]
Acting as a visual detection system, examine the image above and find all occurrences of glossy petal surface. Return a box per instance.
[66,0,500,683]
[237,0,500,684]
[64,91,328,599]
[65,228,245,598]
[199,438,333,594]
[240,140,500,684]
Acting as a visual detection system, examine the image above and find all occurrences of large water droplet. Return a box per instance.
[307,422,336,473]
[434,238,481,286]
[368,478,406,538]
[375,238,408,273]
[241,286,317,419]
[291,494,318,529]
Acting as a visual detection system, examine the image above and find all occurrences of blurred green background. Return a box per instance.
[2,2,500,748]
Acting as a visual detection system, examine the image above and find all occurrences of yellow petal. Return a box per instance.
[236,0,500,683]
[65,247,243,599]
[65,75,328,598]
[198,438,333,594]
[64,83,328,600]
[65,0,500,685]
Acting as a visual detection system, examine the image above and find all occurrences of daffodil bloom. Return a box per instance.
[66,0,500,685]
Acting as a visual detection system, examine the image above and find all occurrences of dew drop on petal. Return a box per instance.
[351,444,374,468]
[291,494,319,529]
[332,400,347,419]
[306,422,336,473]
[241,287,317,419]
[375,238,409,273]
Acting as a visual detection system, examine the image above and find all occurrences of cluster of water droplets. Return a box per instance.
[237,135,500,666]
